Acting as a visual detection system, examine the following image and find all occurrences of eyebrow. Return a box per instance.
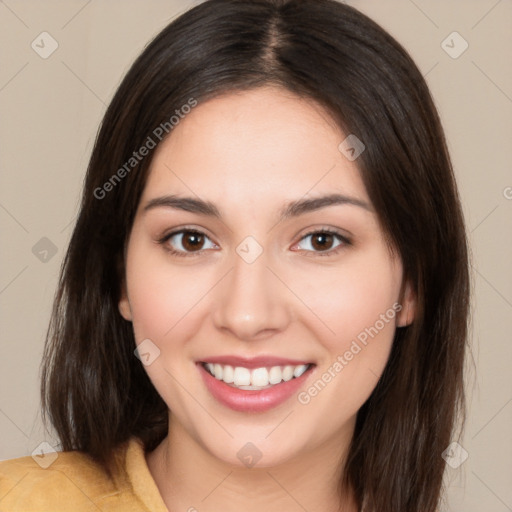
[143,193,372,220]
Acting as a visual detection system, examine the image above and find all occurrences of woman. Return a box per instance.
[0,1,470,511]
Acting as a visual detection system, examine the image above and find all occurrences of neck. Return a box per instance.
[146,416,359,512]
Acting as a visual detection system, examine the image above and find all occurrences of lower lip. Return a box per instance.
[197,363,315,413]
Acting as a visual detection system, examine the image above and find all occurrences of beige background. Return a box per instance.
[0,1,511,510]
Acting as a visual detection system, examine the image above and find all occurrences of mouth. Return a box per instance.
[201,361,314,390]
[196,358,316,412]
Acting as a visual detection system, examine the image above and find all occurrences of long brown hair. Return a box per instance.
[41,1,471,510]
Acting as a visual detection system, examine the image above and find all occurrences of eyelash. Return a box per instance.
[157,226,351,259]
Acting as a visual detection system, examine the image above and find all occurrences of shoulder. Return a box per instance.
[0,438,151,511]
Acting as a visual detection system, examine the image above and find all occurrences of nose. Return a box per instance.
[212,245,292,341]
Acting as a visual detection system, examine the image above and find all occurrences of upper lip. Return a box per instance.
[198,355,314,369]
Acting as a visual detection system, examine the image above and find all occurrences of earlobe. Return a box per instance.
[397,280,416,327]
[118,284,133,322]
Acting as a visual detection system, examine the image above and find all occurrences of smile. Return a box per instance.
[202,362,311,389]
[197,358,316,412]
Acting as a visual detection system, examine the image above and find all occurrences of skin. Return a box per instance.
[119,86,416,512]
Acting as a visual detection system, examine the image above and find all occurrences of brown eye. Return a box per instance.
[295,229,349,256]
[310,232,335,251]
[181,231,205,251]
[162,229,217,255]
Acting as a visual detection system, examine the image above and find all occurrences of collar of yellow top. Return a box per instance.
[124,437,168,512]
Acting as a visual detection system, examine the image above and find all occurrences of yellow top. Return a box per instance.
[0,437,168,512]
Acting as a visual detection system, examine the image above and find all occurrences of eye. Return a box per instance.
[158,227,350,258]
[158,229,217,256]
[294,229,350,256]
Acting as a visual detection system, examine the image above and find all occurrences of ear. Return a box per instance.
[118,280,133,322]
[396,279,416,327]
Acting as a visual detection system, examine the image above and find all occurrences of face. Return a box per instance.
[119,86,415,468]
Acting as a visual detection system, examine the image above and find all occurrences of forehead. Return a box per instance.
[141,86,369,211]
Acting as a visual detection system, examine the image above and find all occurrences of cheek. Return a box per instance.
[295,249,402,357]
[124,247,211,404]
[292,254,401,424]
[124,244,204,344]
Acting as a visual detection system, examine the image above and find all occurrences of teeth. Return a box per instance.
[233,367,251,386]
[251,367,269,387]
[213,364,223,380]
[222,364,234,383]
[282,365,294,381]
[203,362,310,388]
[293,365,308,378]
[268,366,282,385]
